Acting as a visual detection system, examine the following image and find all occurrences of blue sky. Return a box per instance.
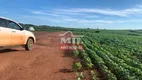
[1,0,142,29]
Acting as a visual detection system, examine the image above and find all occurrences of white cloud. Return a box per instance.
[84,15,99,18]
[53,11,86,15]
[31,11,60,16]
[25,5,142,28]
[30,5,142,19]
[31,10,86,16]
[16,14,142,29]
[54,8,126,16]
[20,14,142,24]
[53,5,142,17]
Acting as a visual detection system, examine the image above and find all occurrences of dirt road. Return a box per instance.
[0,32,76,80]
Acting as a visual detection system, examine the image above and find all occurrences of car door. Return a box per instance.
[7,20,25,46]
[0,18,11,46]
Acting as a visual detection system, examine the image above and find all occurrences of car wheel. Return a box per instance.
[25,38,34,51]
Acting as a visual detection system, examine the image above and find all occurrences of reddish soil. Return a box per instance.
[0,32,76,80]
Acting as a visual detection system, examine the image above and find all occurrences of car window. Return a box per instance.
[7,21,21,30]
[0,18,7,27]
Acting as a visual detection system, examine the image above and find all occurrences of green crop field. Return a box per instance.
[73,30,142,80]
[24,24,142,80]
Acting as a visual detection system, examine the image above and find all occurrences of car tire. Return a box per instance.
[25,38,34,51]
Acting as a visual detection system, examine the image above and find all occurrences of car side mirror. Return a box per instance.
[28,27,35,32]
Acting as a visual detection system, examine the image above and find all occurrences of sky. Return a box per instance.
[1,0,142,29]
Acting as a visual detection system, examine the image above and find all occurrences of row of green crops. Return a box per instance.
[77,32,142,80]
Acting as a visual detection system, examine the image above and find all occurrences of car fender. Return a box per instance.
[23,30,36,44]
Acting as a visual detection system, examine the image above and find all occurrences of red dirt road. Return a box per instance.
[0,32,76,80]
